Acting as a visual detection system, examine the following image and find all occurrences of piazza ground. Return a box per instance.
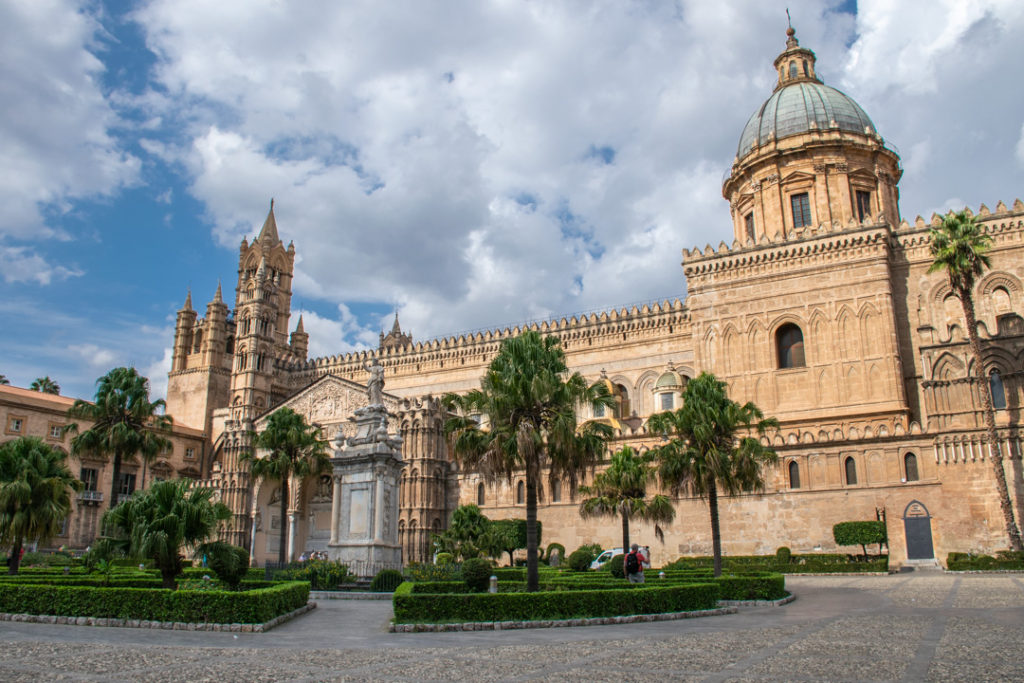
[1,573,1023,681]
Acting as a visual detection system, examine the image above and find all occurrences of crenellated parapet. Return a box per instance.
[682,217,892,283]
[285,298,690,386]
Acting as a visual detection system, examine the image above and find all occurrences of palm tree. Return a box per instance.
[66,367,172,509]
[102,479,231,588]
[929,209,1022,550]
[241,407,330,566]
[579,445,675,562]
[0,437,82,574]
[648,372,778,577]
[444,331,613,591]
[30,376,60,395]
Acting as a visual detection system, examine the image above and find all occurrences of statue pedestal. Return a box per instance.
[327,404,404,575]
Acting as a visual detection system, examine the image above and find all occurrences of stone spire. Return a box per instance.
[212,280,223,304]
[379,311,412,350]
[257,199,280,245]
[295,314,305,334]
[391,312,401,335]
[182,289,193,311]
[256,255,268,282]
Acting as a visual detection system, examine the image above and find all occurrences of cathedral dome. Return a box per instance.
[736,81,876,159]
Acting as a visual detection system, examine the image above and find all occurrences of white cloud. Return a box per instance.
[0,0,139,242]
[0,246,83,285]
[144,347,173,402]
[297,306,379,358]
[125,0,1024,352]
[69,344,119,370]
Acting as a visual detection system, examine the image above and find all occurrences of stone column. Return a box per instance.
[330,474,342,544]
[249,507,258,565]
[287,512,296,562]
[374,468,386,543]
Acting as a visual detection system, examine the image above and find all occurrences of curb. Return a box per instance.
[389,605,738,633]
[720,593,795,607]
[0,602,316,633]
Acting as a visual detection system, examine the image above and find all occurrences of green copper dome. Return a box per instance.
[737,81,877,159]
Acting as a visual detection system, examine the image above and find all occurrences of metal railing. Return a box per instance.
[78,490,103,502]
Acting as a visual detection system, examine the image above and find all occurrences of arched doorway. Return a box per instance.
[903,500,934,560]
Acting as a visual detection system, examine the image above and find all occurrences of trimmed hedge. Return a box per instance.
[664,554,887,573]
[0,581,309,623]
[947,552,1024,571]
[393,581,720,623]
[405,572,785,601]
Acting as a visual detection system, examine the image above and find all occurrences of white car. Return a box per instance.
[590,548,624,570]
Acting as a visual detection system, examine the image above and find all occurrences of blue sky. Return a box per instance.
[1,0,1022,402]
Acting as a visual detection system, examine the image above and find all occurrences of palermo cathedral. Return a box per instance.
[165,29,1024,569]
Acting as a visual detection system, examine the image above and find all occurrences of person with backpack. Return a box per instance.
[625,543,644,583]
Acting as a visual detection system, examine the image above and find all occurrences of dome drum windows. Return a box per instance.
[790,192,812,228]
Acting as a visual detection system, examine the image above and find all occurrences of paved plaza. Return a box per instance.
[1,573,1023,681]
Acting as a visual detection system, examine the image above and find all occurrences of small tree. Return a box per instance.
[30,376,60,395]
[578,445,675,560]
[205,542,250,590]
[649,372,778,577]
[67,367,172,510]
[833,521,887,559]
[102,479,231,588]
[433,504,491,560]
[0,438,82,574]
[483,519,541,566]
[241,407,329,566]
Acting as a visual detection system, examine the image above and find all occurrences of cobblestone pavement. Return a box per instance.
[1,573,1023,681]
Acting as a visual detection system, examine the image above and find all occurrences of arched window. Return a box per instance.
[788,461,800,489]
[844,457,858,485]
[992,286,1011,314]
[192,329,203,353]
[789,61,798,78]
[477,482,485,506]
[990,369,1007,410]
[777,323,806,368]
[904,453,919,482]
[516,480,525,505]
[551,478,561,503]
[802,59,808,76]
[593,401,605,418]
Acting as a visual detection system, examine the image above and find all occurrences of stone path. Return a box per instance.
[1,573,1023,681]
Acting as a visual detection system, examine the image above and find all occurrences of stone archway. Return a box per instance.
[903,500,934,560]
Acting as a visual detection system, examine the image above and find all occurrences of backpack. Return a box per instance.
[625,551,640,574]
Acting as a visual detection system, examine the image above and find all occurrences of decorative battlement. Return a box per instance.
[288,298,689,379]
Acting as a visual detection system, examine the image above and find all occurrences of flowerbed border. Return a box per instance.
[389,605,738,632]
[0,601,316,633]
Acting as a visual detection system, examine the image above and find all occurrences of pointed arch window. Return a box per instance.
[990,369,1007,410]
[904,453,919,482]
[516,480,525,505]
[788,460,801,489]
[551,478,561,503]
[844,457,858,486]
[776,323,805,368]
[477,482,485,506]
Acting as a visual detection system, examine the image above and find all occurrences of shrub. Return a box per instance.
[575,543,603,562]
[206,544,250,591]
[833,521,887,557]
[567,549,593,572]
[435,552,454,565]
[370,569,404,593]
[19,552,73,567]
[544,543,566,566]
[393,582,720,623]
[946,552,1024,571]
[775,547,792,564]
[607,554,625,579]
[404,562,462,582]
[462,558,493,593]
[274,559,353,590]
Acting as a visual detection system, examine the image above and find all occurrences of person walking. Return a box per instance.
[625,543,645,584]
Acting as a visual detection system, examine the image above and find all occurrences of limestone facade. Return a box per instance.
[166,30,1024,568]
